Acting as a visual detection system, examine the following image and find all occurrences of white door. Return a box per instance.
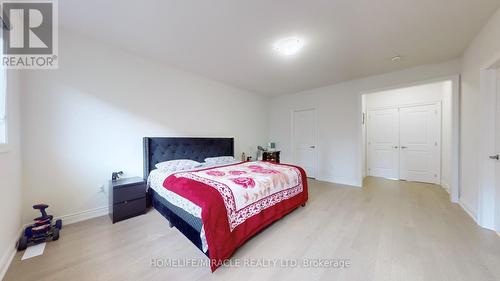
[367,108,399,179]
[399,104,441,184]
[293,109,317,178]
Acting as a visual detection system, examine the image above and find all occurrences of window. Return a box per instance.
[0,66,6,146]
[0,33,5,146]
[0,34,7,153]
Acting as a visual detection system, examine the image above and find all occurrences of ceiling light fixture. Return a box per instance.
[273,36,304,56]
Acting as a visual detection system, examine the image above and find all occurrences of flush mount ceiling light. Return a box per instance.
[273,37,304,56]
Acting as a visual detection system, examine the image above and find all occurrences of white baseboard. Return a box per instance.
[0,227,23,281]
[458,199,478,224]
[441,182,451,194]
[316,175,362,187]
[56,206,109,225]
[0,244,16,281]
[18,206,109,233]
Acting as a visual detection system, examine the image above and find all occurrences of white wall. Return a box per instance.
[20,30,269,223]
[461,8,500,221]
[0,72,22,279]
[269,60,460,187]
[364,82,450,108]
[362,81,453,191]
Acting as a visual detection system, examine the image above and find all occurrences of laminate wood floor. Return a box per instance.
[5,177,500,281]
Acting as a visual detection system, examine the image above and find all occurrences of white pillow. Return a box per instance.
[155,159,202,171]
[204,156,236,165]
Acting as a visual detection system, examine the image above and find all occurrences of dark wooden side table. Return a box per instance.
[109,177,147,223]
[262,151,281,163]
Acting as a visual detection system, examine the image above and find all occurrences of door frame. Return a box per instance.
[478,53,500,230]
[291,107,318,178]
[360,75,460,203]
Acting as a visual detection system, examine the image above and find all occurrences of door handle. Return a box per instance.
[401,146,408,149]
[310,146,316,149]
[393,146,399,149]
[490,154,499,160]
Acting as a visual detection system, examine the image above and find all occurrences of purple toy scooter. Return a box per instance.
[17,204,62,251]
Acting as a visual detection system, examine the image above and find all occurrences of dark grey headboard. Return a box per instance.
[143,137,234,179]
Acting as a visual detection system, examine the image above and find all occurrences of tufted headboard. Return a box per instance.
[143,137,234,179]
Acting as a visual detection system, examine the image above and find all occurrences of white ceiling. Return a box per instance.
[60,0,500,96]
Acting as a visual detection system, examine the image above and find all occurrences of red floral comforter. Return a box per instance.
[163,161,308,271]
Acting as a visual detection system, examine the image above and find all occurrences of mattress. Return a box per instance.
[162,161,308,272]
[147,162,238,216]
[149,188,208,254]
[148,168,202,218]
[148,164,236,253]
[147,161,237,253]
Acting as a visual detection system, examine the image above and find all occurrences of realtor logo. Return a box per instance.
[1,0,58,69]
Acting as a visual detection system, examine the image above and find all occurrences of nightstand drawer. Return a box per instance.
[113,184,145,203]
[113,197,146,223]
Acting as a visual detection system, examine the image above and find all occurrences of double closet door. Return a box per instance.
[367,103,441,184]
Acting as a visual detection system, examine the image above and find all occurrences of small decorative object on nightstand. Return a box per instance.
[111,171,124,181]
[109,177,147,223]
[262,151,280,163]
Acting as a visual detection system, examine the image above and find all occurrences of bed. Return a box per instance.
[143,137,308,271]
